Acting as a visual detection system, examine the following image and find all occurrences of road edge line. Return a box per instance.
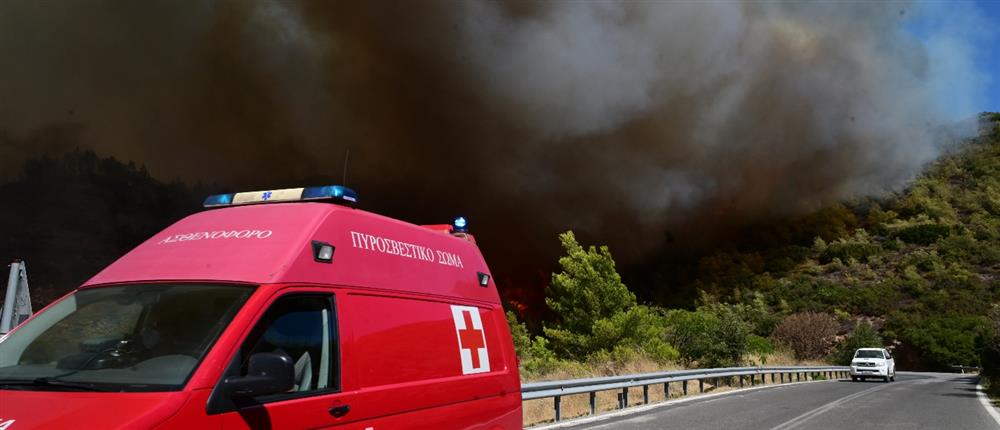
[768,382,892,430]
[527,379,839,430]
[976,381,1000,428]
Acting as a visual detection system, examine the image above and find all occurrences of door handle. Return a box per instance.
[329,404,351,418]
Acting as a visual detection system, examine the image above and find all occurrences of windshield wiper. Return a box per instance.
[0,377,111,392]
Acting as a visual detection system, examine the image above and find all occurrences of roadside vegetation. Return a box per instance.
[512,113,1000,382]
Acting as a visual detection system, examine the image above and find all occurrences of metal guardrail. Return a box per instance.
[521,365,850,423]
[951,365,981,374]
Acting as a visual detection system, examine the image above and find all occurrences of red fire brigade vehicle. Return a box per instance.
[0,185,522,429]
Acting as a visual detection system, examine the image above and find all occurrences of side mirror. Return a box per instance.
[222,352,295,398]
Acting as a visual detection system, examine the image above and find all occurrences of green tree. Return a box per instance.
[545,231,636,334]
[544,231,635,357]
[542,231,676,362]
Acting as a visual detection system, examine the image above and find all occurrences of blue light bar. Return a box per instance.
[203,193,235,207]
[301,185,358,203]
[453,216,468,233]
[201,185,358,208]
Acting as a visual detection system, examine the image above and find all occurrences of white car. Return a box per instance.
[850,347,895,382]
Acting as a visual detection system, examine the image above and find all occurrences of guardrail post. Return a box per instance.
[699,379,704,393]
[751,374,756,386]
[740,375,744,388]
[617,392,624,409]
[664,382,670,399]
[643,384,649,405]
[780,373,784,383]
[622,387,629,408]
[683,380,688,395]
[771,373,775,384]
[554,395,562,422]
[589,392,597,416]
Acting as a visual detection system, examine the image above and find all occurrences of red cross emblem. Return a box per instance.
[451,305,490,374]
[458,310,486,368]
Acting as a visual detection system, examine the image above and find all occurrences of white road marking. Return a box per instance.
[976,382,1000,428]
[768,382,895,430]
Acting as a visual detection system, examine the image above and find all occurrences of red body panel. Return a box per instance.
[1,202,522,429]
[85,203,500,305]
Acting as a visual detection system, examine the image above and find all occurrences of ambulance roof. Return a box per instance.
[85,203,499,304]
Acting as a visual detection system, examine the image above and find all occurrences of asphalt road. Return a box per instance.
[561,372,998,430]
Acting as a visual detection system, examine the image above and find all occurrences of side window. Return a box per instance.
[238,295,338,394]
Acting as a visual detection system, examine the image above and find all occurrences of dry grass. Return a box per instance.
[745,349,828,367]
[521,353,833,427]
[523,357,683,384]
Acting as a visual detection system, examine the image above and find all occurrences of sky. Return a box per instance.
[907,0,1000,116]
[977,0,1000,113]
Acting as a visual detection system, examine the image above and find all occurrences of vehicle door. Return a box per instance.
[212,290,368,429]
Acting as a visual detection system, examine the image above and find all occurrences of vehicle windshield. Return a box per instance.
[854,350,885,359]
[0,284,252,392]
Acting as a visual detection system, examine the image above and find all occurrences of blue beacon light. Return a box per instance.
[453,216,469,233]
[203,193,235,207]
[301,185,358,203]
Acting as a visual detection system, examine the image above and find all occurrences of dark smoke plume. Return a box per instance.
[0,1,989,275]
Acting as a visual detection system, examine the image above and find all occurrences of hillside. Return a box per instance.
[506,113,1000,378]
[0,150,205,307]
[674,112,1000,370]
[720,114,1000,369]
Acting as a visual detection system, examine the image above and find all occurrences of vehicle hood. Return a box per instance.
[0,390,188,429]
[853,359,887,365]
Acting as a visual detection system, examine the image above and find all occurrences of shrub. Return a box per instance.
[771,312,840,360]
[748,335,775,356]
[507,311,564,376]
[818,230,881,263]
[981,305,1000,393]
[664,306,751,367]
[506,311,532,355]
[903,314,989,370]
[587,305,678,364]
[820,242,881,264]
[892,223,952,245]
[830,323,883,365]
